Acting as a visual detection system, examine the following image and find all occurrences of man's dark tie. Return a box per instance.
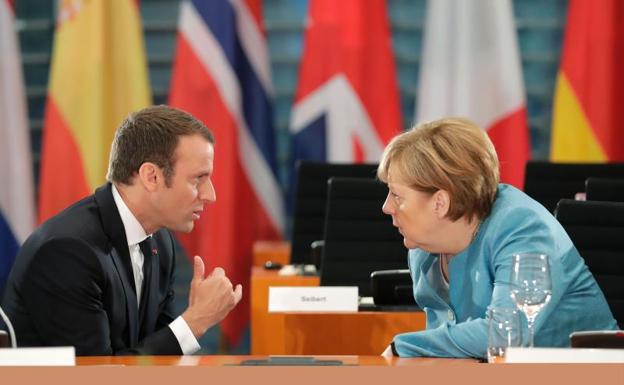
[137,236,154,332]
[138,237,154,269]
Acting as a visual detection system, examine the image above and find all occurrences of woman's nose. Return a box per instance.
[382,194,394,215]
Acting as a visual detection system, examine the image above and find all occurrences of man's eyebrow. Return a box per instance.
[196,171,211,178]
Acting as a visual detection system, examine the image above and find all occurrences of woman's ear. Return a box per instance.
[433,190,450,219]
[137,162,163,192]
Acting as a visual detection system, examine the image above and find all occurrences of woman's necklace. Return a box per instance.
[439,220,481,283]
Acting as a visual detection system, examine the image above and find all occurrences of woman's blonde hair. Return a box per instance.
[377,118,500,221]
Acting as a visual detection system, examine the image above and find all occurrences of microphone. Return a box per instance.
[0,305,16,348]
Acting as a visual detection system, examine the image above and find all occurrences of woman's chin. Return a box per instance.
[404,238,433,252]
[403,238,418,250]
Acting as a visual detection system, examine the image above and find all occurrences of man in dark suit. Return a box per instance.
[1,105,241,355]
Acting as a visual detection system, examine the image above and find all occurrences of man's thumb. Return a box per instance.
[192,256,205,281]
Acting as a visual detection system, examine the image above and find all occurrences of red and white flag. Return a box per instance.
[417,0,530,188]
[169,0,283,346]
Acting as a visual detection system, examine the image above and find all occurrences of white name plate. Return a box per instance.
[268,286,359,312]
[0,347,76,366]
[505,347,624,363]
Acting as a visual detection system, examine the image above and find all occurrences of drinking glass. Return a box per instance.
[509,253,552,347]
[487,307,522,363]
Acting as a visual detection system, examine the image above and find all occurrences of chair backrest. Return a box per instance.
[524,161,624,212]
[319,177,408,296]
[0,331,7,348]
[554,199,624,328]
[290,162,379,264]
[585,177,624,202]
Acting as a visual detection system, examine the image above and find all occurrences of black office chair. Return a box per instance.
[319,177,409,297]
[0,331,8,348]
[524,161,624,212]
[585,177,624,202]
[554,199,624,329]
[290,162,379,264]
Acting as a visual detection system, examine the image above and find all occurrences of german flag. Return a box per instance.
[38,0,151,222]
[550,0,624,161]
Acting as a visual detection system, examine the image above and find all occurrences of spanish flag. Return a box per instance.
[550,0,624,162]
[38,0,151,222]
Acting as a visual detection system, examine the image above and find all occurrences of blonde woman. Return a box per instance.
[378,118,617,358]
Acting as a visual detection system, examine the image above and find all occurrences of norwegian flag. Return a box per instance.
[290,0,402,167]
[169,0,283,347]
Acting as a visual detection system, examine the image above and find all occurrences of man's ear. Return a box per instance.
[137,162,163,192]
[433,189,450,219]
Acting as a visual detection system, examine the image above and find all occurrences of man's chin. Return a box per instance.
[171,221,195,233]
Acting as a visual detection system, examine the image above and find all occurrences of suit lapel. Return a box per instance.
[415,253,450,310]
[94,184,140,346]
[110,248,139,346]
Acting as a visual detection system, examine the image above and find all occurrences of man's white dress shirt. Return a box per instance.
[112,184,200,354]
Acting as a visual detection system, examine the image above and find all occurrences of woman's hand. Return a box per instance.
[381,344,394,358]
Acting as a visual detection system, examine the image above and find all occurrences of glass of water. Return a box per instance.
[487,307,522,363]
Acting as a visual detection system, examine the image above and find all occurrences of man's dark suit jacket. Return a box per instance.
[1,184,183,355]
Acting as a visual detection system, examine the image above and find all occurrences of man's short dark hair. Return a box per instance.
[107,105,214,186]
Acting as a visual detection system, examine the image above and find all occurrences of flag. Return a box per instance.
[290,0,402,166]
[417,0,530,189]
[169,0,284,346]
[0,0,35,294]
[38,0,151,222]
[550,0,624,161]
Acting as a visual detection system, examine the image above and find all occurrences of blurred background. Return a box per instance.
[14,0,566,189]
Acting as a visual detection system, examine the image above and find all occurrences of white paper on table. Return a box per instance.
[0,347,76,366]
[505,347,624,363]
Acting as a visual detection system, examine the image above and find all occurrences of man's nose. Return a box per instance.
[200,180,216,203]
